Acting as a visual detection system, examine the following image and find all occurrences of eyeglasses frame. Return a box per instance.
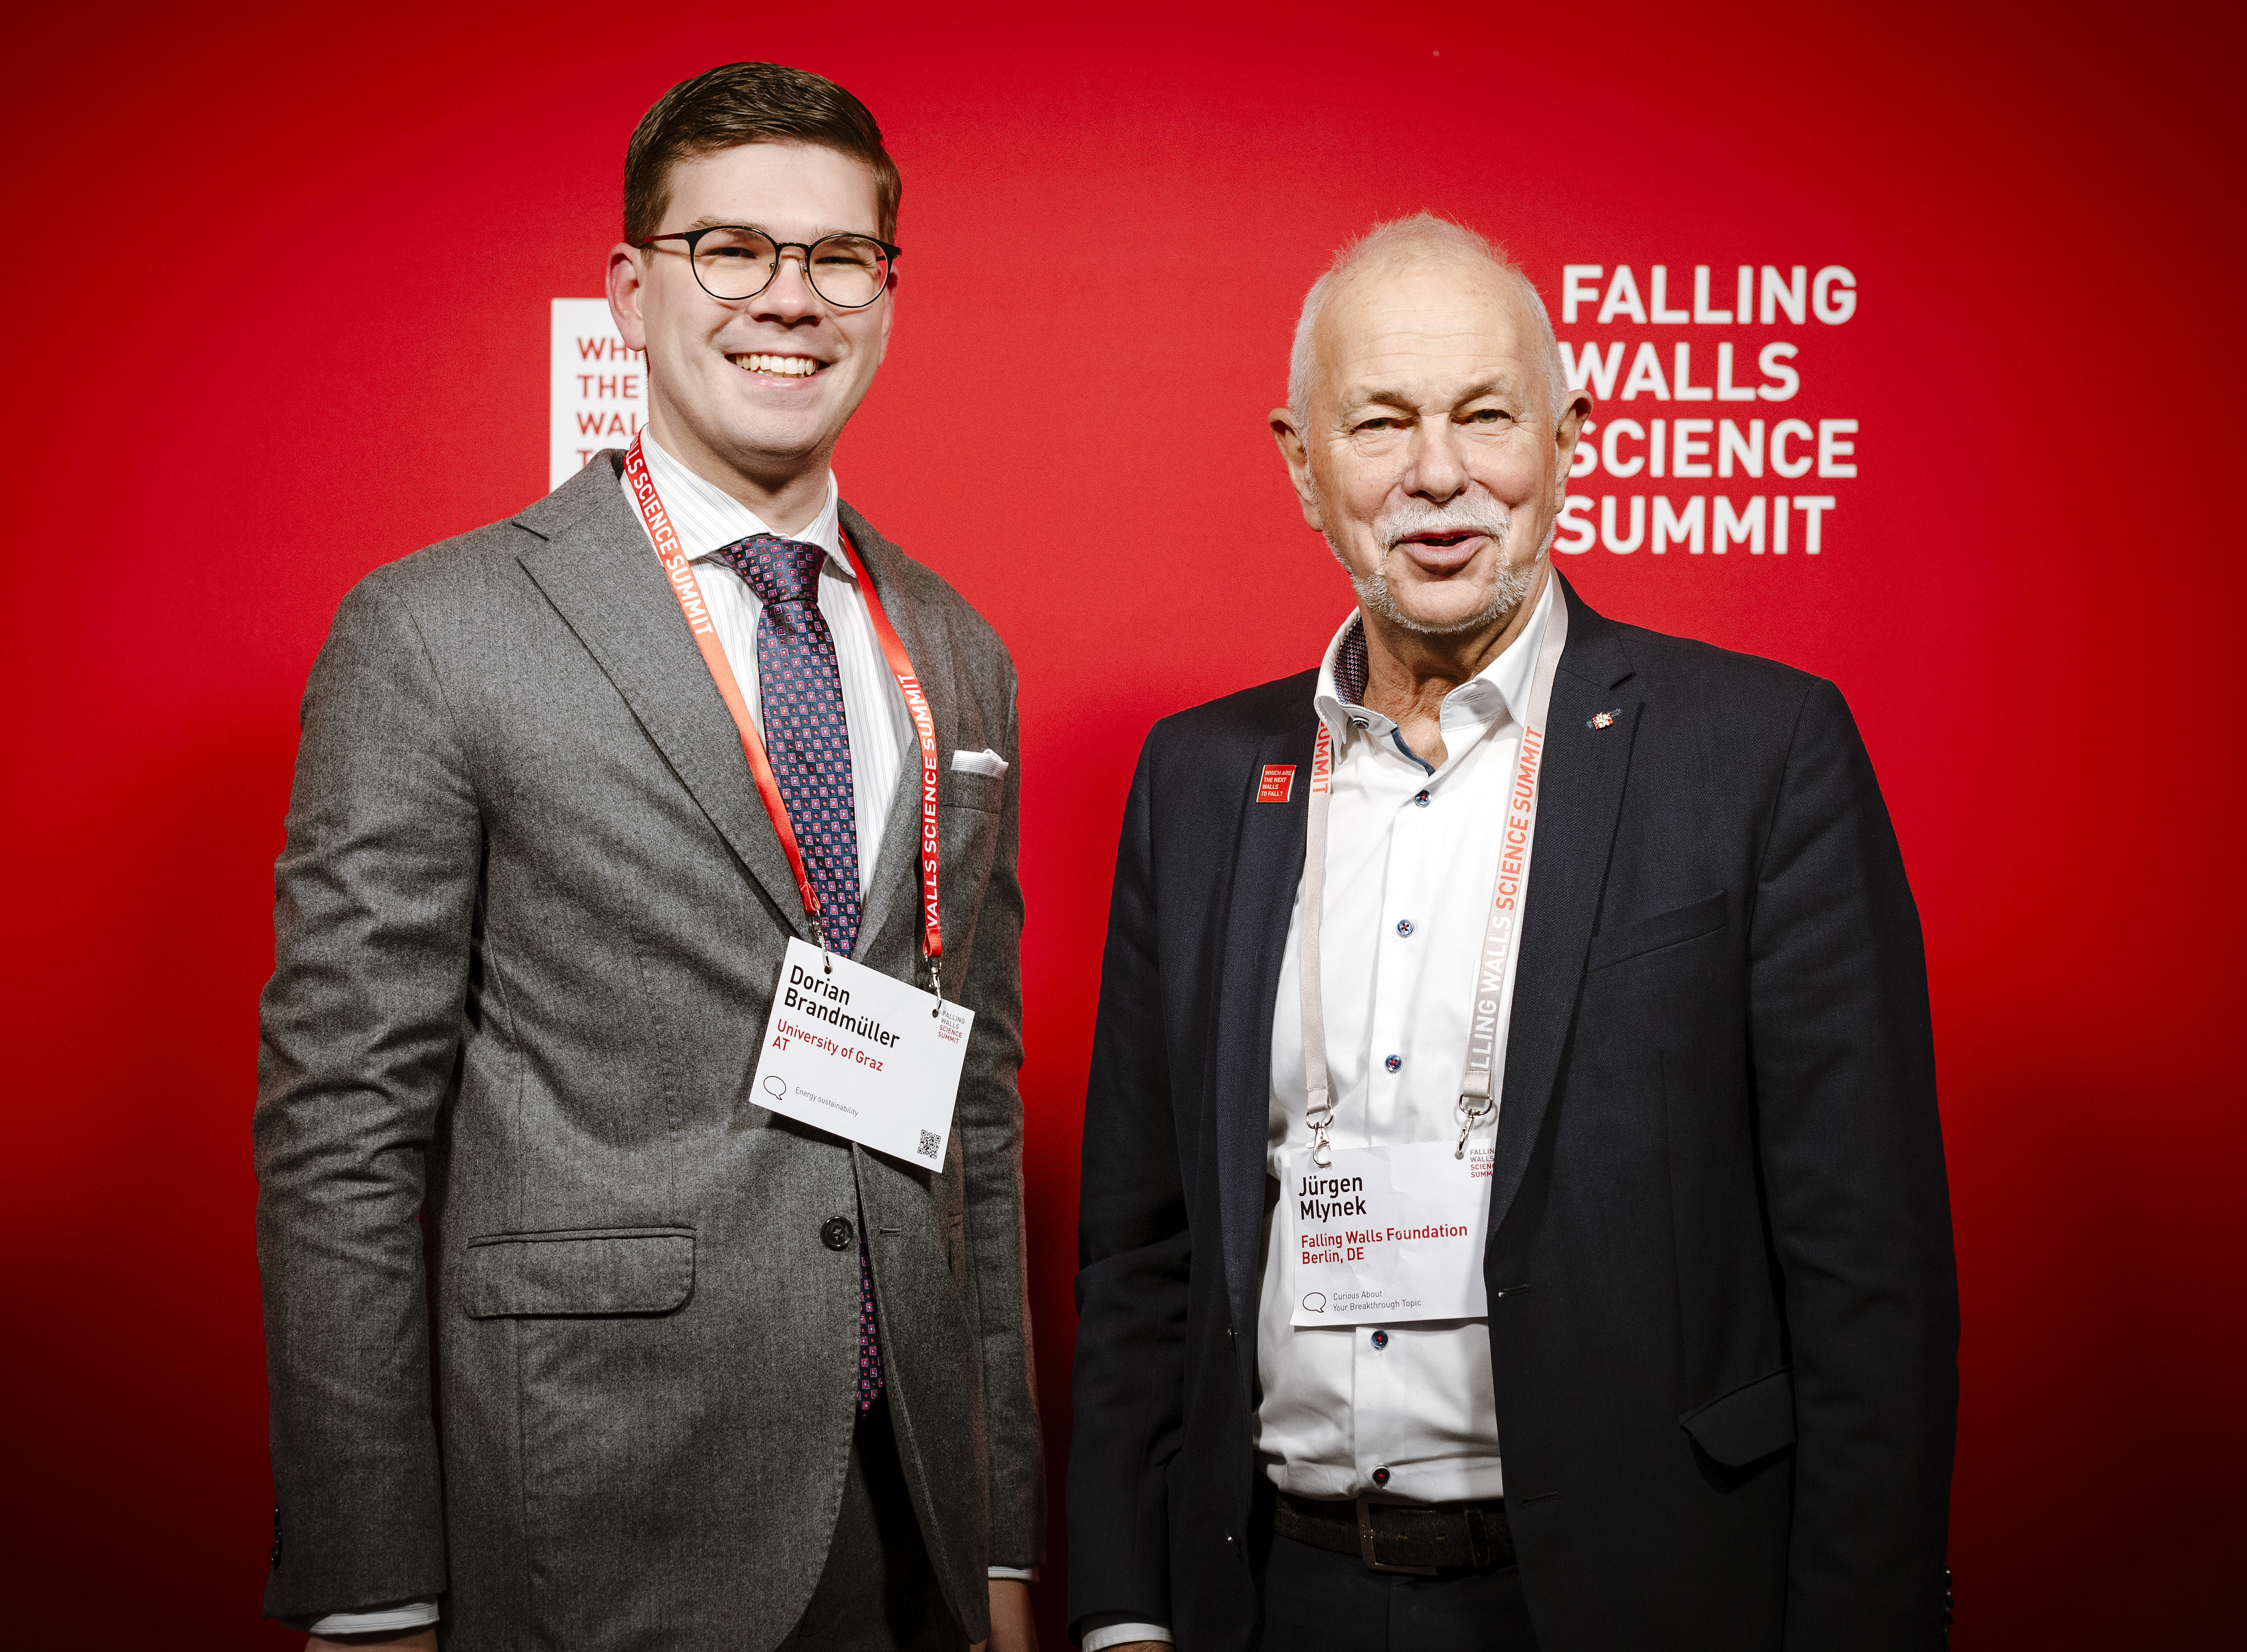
[634,224,903,310]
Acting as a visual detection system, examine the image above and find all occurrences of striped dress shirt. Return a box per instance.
[629,431,908,890]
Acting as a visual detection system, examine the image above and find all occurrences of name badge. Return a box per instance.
[748,937,974,1169]
[1286,1141,1494,1325]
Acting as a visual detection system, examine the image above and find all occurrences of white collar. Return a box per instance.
[1312,569,1557,748]
[635,429,847,571]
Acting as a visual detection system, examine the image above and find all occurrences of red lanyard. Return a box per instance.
[623,437,946,992]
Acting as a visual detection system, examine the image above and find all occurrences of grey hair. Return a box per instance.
[1286,213,1570,426]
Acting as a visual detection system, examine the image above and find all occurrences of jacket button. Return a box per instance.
[821,1217,854,1251]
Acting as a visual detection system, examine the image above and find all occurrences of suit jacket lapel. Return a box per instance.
[1215,716,1316,1362]
[512,455,816,943]
[838,503,950,970]
[1487,574,1640,1237]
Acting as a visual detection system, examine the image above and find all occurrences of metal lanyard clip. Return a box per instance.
[1454,1069,1494,1159]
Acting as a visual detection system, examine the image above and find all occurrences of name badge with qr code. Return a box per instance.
[748,937,973,1168]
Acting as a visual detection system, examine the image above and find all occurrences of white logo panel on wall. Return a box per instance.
[1552,264,1855,558]
[550,298,645,491]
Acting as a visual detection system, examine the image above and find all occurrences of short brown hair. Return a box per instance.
[624,63,901,246]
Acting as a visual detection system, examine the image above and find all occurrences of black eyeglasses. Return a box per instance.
[636,225,901,309]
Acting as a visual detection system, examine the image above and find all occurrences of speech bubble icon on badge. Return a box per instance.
[762,1074,787,1100]
[1301,1292,1326,1313]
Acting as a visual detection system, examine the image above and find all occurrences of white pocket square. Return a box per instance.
[950,748,1009,778]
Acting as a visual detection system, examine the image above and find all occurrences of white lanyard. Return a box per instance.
[1297,581,1569,1167]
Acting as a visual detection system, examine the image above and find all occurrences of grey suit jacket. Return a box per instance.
[254,452,1042,1648]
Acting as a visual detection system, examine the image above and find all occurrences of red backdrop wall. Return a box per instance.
[3,3,2239,1643]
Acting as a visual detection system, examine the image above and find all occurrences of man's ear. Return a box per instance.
[875,268,897,359]
[1270,408,1325,532]
[1550,390,1593,512]
[607,244,650,352]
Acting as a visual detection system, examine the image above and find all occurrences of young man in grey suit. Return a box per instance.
[256,63,1041,1652]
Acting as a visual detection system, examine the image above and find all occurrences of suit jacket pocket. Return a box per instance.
[1679,1366,1796,1465]
[939,766,1004,814]
[1587,891,1728,971]
[461,1227,695,1318]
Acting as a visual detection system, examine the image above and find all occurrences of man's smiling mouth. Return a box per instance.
[728,352,826,378]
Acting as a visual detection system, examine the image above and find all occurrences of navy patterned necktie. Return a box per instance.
[713,532,884,1412]
[716,535,862,954]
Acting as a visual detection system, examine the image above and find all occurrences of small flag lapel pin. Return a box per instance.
[1588,708,1621,730]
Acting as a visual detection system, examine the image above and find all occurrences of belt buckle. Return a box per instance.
[1353,1494,1438,1576]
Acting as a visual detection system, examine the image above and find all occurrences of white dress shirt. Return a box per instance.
[1083,578,1556,1652]
[1257,574,1553,1504]
[304,446,1010,1638]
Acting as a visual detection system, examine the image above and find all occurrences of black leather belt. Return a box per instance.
[1272,1489,1516,1576]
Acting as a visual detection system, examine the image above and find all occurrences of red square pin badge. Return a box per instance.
[1257,764,1296,804]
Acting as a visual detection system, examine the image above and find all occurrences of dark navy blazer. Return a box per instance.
[1067,574,1957,1651]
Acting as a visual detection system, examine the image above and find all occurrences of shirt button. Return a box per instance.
[1371,1329,1389,1350]
[820,1217,854,1251]
[1395,919,1414,937]
[1384,1054,1402,1073]
[1372,1467,1392,1488]
[1413,790,1430,807]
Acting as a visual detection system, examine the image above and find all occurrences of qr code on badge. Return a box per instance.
[918,1130,941,1162]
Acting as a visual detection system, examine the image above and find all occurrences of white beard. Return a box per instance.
[1327,495,1552,636]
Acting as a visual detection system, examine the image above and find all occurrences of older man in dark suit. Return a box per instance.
[1068,215,1956,1651]
[256,63,1040,1652]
